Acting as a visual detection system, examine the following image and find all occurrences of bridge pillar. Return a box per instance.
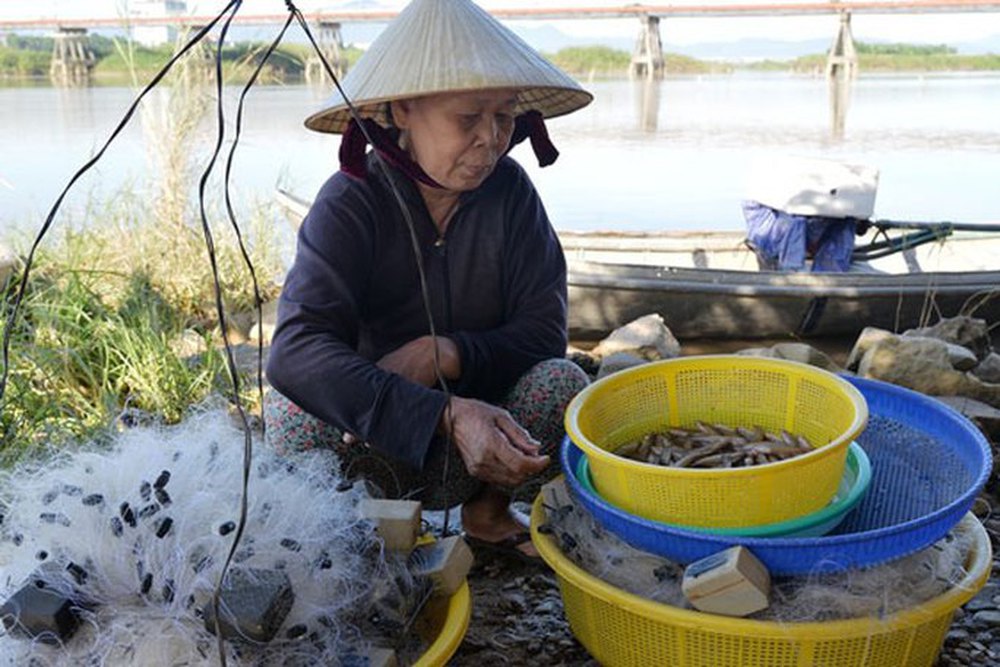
[49,28,96,87]
[305,22,348,85]
[635,76,660,132]
[826,11,858,138]
[826,11,858,80]
[629,15,664,80]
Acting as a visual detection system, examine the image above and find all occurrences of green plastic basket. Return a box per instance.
[576,441,871,538]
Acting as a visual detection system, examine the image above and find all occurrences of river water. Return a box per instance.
[1,72,999,240]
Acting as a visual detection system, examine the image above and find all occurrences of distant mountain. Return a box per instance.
[507,24,633,54]
[955,34,1000,55]
[674,38,831,61]
[340,21,630,52]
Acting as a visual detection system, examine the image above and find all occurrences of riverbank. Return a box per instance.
[2,38,998,82]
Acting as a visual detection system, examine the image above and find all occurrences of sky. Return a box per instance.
[2,0,999,46]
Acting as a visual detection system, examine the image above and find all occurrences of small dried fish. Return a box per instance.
[613,423,815,470]
[616,441,640,459]
[711,423,738,437]
[675,441,731,468]
[695,421,718,435]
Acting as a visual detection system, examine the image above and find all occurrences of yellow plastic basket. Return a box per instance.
[413,580,472,667]
[411,534,472,666]
[564,356,868,528]
[531,496,991,667]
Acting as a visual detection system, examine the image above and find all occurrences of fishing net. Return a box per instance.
[0,408,429,665]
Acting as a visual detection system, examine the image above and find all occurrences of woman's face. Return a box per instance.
[391,89,518,192]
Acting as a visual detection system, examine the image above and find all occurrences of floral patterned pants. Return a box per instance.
[263,358,589,508]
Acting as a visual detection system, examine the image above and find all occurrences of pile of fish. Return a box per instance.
[615,422,816,469]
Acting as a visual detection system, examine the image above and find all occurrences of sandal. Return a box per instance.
[464,532,546,567]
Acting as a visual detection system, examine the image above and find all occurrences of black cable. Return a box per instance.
[188,2,257,664]
[0,0,240,419]
[289,2,458,536]
[222,14,295,441]
[211,13,294,664]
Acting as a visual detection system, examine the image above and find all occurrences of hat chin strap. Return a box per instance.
[338,110,559,187]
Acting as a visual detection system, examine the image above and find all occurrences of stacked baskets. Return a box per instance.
[533,356,993,666]
[566,356,869,532]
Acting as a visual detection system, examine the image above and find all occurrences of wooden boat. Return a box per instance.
[275,189,1000,340]
[558,229,1000,340]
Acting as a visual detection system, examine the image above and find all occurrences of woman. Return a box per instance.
[265,0,592,561]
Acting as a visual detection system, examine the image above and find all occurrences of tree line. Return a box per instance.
[1,34,997,80]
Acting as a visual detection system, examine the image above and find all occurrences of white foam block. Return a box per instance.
[360,499,422,552]
[409,535,473,597]
[681,546,771,617]
[746,155,879,219]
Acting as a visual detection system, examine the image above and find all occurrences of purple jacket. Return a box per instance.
[266,156,568,470]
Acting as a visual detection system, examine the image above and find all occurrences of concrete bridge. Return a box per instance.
[3,0,1000,84]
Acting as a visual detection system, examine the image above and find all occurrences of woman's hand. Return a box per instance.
[441,396,549,487]
[377,335,461,388]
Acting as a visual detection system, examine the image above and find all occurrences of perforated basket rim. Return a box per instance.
[564,355,869,478]
[530,496,991,641]
[413,581,471,667]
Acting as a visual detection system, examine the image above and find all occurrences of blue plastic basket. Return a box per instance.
[576,442,872,538]
[561,375,993,575]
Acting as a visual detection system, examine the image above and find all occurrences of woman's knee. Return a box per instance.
[509,358,589,409]
[502,358,589,452]
[263,389,343,455]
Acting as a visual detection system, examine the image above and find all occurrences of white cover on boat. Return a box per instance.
[745,156,879,219]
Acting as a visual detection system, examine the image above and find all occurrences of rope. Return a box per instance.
[204,22,296,659]
[192,2,296,664]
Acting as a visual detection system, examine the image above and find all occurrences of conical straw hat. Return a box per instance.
[304,0,593,134]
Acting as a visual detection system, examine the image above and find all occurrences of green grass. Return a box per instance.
[0,47,49,78]
[0,207,284,464]
[0,32,366,82]
[745,43,1000,73]
[543,46,725,77]
[0,63,285,464]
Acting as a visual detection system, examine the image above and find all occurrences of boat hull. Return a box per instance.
[567,259,1000,340]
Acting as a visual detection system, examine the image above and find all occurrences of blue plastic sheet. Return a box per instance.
[741,200,856,272]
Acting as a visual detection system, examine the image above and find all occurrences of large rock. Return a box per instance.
[902,316,991,360]
[590,314,681,361]
[937,342,980,371]
[596,352,647,380]
[934,395,1000,443]
[934,396,1000,490]
[845,327,896,371]
[857,337,1000,408]
[248,300,280,345]
[848,327,977,372]
[972,353,1000,385]
[737,342,839,371]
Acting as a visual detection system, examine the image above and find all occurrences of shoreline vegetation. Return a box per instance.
[1,34,999,83]
[0,53,286,463]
